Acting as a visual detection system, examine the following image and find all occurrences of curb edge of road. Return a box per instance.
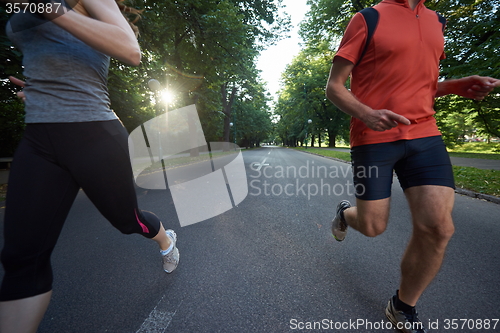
[293,148,500,205]
[453,188,500,204]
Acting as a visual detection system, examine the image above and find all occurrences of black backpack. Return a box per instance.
[356,7,447,66]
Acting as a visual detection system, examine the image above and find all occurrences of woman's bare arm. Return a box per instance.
[46,0,141,65]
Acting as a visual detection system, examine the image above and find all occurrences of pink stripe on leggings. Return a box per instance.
[135,209,150,234]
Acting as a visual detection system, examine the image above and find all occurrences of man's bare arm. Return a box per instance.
[326,56,410,132]
[436,75,500,100]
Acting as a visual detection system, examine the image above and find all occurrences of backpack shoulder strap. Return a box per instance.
[436,12,446,32]
[356,7,379,67]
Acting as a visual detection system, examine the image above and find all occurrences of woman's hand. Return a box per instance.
[9,76,26,102]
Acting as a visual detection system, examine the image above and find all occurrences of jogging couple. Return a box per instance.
[0,0,498,332]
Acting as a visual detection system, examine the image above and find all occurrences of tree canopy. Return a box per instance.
[274,42,349,147]
[0,0,289,156]
[275,0,500,147]
[1,0,498,155]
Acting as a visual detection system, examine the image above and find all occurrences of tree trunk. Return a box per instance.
[328,129,337,147]
[221,83,237,148]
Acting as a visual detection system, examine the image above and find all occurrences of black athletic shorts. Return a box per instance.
[0,120,162,301]
[350,135,455,201]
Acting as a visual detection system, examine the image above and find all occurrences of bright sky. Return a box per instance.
[256,0,310,102]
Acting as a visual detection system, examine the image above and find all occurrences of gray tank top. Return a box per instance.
[6,12,118,123]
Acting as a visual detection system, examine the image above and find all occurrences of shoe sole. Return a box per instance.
[385,302,400,331]
[332,201,350,241]
[332,219,346,241]
[333,233,345,242]
[385,300,416,333]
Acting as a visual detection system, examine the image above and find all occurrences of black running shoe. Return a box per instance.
[385,296,427,333]
[331,200,351,241]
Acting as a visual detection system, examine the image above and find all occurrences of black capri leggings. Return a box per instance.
[0,120,161,301]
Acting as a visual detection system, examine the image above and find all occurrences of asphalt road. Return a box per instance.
[448,156,500,170]
[0,147,499,333]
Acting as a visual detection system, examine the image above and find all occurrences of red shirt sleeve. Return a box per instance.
[333,13,368,65]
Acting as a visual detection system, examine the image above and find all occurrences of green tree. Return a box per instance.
[299,0,377,47]
[0,6,25,157]
[1,0,289,155]
[134,0,288,142]
[232,79,273,147]
[430,0,500,139]
[275,44,350,147]
[434,95,476,146]
[299,0,500,144]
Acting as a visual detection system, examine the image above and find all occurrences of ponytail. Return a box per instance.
[115,0,143,37]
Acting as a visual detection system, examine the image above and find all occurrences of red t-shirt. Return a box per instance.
[334,0,445,147]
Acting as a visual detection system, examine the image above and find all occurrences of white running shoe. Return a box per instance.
[162,229,179,273]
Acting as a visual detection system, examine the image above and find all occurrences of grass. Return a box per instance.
[447,152,500,160]
[447,142,500,154]
[453,166,500,197]
[447,142,500,160]
[292,146,500,197]
[292,147,351,161]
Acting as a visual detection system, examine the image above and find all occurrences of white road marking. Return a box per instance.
[253,157,269,171]
[136,297,182,333]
